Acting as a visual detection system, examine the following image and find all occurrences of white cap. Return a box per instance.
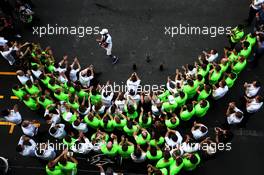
[100,28,108,35]
[168,95,175,104]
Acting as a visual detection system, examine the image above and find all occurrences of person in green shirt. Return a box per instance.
[113,113,127,130]
[100,113,115,132]
[239,41,252,60]
[197,84,211,102]
[54,89,69,102]
[180,103,195,121]
[147,164,168,175]
[169,157,184,175]
[62,135,77,148]
[48,78,62,92]
[75,85,89,100]
[133,129,151,145]
[23,94,39,110]
[68,95,80,110]
[156,150,174,169]
[227,49,239,63]
[219,58,230,73]
[209,64,222,85]
[231,56,247,74]
[183,153,201,171]
[84,112,101,129]
[150,131,165,146]
[118,136,135,159]
[63,81,75,94]
[158,90,171,102]
[194,100,210,117]
[244,32,257,49]
[183,80,198,99]
[91,129,109,144]
[229,25,244,49]
[123,120,139,136]
[165,113,180,129]
[101,134,119,157]
[38,95,54,109]
[12,84,27,101]
[62,107,77,124]
[224,72,237,88]
[25,80,41,96]
[139,109,152,128]
[146,145,163,161]
[89,87,101,105]
[175,91,187,107]
[162,95,178,113]
[39,73,51,87]
[194,74,205,88]
[46,150,67,175]
[58,156,78,175]
[124,99,138,119]
[197,63,210,78]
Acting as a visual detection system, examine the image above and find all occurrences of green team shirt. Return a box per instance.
[197,89,211,101]
[183,83,198,99]
[84,115,100,129]
[12,88,27,100]
[195,101,210,117]
[63,138,77,148]
[180,109,195,121]
[239,47,252,59]
[165,118,180,129]
[54,91,69,102]
[139,115,152,128]
[175,92,187,107]
[232,60,247,74]
[146,150,163,160]
[58,161,77,175]
[228,52,239,63]
[230,28,244,43]
[150,137,165,146]
[162,101,178,113]
[245,34,257,48]
[118,145,134,158]
[100,119,115,132]
[135,133,151,145]
[62,112,77,124]
[41,76,51,87]
[123,125,139,136]
[48,84,62,92]
[209,70,222,85]
[46,165,63,175]
[63,83,75,94]
[183,153,201,171]
[23,97,38,110]
[90,93,101,105]
[169,160,184,175]
[26,84,40,96]
[158,90,171,102]
[156,157,174,169]
[220,62,229,73]
[197,65,210,77]
[77,90,89,100]
[225,75,237,88]
[68,101,79,110]
[101,141,119,157]
[113,118,127,130]
[38,97,53,109]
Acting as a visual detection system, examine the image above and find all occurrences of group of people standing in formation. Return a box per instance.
[1,1,264,175]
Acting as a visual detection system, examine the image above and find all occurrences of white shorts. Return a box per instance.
[105,45,112,56]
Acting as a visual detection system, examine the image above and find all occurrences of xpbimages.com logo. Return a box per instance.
[164,24,232,38]
[32,24,101,37]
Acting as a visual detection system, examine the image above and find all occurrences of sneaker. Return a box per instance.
[112,57,118,64]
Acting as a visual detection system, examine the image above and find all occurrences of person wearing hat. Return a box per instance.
[161,95,178,113]
[96,28,118,64]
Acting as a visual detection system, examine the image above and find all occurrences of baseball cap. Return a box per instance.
[100,28,108,35]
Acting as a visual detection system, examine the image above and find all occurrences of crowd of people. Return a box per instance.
[0,1,264,175]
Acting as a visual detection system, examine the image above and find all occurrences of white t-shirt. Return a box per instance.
[4,110,22,124]
[246,99,263,113]
[79,72,93,87]
[103,34,112,48]
[207,53,219,62]
[18,136,36,157]
[115,100,125,112]
[49,123,66,139]
[252,0,264,10]
[72,122,88,133]
[101,91,114,107]
[69,68,80,82]
[212,86,229,100]
[35,145,56,160]
[227,107,244,124]
[31,69,42,79]
[71,138,93,154]
[245,84,260,98]
[191,126,208,140]
[127,79,141,94]
[0,47,18,65]
[21,124,38,137]
[17,75,33,85]
[44,109,61,124]
[165,131,183,147]
[181,142,200,153]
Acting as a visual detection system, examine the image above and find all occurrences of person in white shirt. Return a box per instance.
[126,72,141,94]
[244,81,261,97]
[96,28,118,64]
[49,123,66,139]
[182,64,197,79]
[79,66,94,88]
[2,104,22,124]
[165,129,183,148]
[21,120,38,137]
[131,145,147,163]
[191,122,208,140]
[101,81,114,108]
[44,108,61,124]
[16,135,36,157]
[54,56,68,73]
[16,70,33,85]
[245,95,263,113]
[203,49,219,63]
[71,133,93,154]
[115,92,126,112]
[181,135,200,153]
[248,0,264,24]
[31,64,43,79]
[0,37,8,46]
[166,76,177,94]
[125,89,141,104]
[35,143,56,161]
[0,44,18,65]
[72,119,88,133]
[212,80,229,100]
[69,57,81,82]
[226,102,244,125]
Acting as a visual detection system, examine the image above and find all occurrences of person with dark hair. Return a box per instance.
[131,145,147,163]
[209,64,223,85]
[12,84,27,101]
[244,81,261,97]
[183,79,198,99]
[245,95,263,113]
[58,149,78,175]
[226,102,244,125]
[146,145,163,161]
[203,49,219,63]
[156,150,173,169]
[182,64,197,79]
[215,127,233,143]
[101,113,114,132]
[21,120,38,137]
[72,119,88,133]
[49,123,66,139]
[113,112,127,130]
[147,164,168,175]
[194,100,210,118]
[123,120,139,136]
[165,112,180,129]
[126,72,141,94]
[231,56,247,74]
[197,84,211,102]
[2,104,22,124]
[212,80,229,100]
[183,153,201,171]
[228,25,245,49]
[224,72,238,88]
[247,0,264,25]
[16,135,36,157]
[165,129,183,148]
[134,128,151,146]
[191,122,208,140]
[180,103,195,121]
[169,156,184,175]
[46,150,68,175]
[84,112,101,129]
[139,108,152,128]
[239,41,252,60]
[124,96,138,119]
[118,136,134,159]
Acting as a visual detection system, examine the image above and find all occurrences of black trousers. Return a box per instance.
[248,6,258,24]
